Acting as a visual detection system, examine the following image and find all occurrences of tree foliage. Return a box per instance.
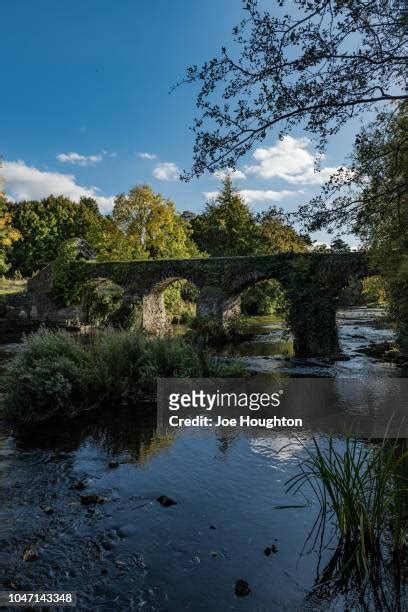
[5,186,201,276]
[257,207,310,254]
[112,185,200,259]
[314,105,408,347]
[0,193,21,274]
[180,0,407,178]
[330,237,351,252]
[191,175,310,256]
[191,176,258,255]
[7,195,97,276]
[299,106,408,233]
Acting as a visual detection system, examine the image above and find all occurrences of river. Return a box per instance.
[0,308,406,611]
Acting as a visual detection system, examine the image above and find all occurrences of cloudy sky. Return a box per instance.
[0,0,358,245]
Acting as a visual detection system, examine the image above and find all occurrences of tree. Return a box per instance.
[112,185,200,259]
[299,107,408,233]
[257,207,310,253]
[180,0,407,178]
[8,195,98,276]
[315,105,408,348]
[301,105,408,240]
[0,193,21,274]
[330,237,351,252]
[85,214,143,262]
[191,175,258,255]
[312,243,329,252]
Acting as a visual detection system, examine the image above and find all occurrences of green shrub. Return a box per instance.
[163,280,198,320]
[361,275,387,306]
[179,310,195,325]
[1,327,242,426]
[1,329,90,424]
[89,329,226,401]
[188,313,246,344]
[108,301,143,330]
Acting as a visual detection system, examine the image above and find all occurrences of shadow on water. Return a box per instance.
[0,307,406,610]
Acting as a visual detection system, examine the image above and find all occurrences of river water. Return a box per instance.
[0,308,405,611]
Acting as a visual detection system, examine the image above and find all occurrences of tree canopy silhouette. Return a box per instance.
[181,0,408,179]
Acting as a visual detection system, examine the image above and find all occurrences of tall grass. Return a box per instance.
[0,328,241,426]
[287,437,408,587]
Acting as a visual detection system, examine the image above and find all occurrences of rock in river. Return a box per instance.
[80,494,105,506]
[156,495,177,507]
[235,579,251,597]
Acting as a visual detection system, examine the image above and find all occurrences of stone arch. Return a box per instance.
[224,269,289,298]
[217,260,370,358]
[142,275,202,334]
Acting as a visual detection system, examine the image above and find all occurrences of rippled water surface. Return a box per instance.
[0,309,406,611]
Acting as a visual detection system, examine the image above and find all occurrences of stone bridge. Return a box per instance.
[79,253,371,356]
[22,249,370,357]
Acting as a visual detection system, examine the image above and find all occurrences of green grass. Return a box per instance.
[287,437,408,585]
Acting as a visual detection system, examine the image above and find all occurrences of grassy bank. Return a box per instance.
[0,277,27,295]
[0,328,242,427]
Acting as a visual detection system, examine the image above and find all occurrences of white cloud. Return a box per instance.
[3,160,115,213]
[203,188,296,204]
[213,168,247,181]
[153,162,180,181]
[203,191,220,200]
[57,151,103,166]
[138,152,157,160]
[240,189,296,203]
[245,136,337,185]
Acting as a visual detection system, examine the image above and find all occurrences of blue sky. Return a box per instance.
[0,0,359,245]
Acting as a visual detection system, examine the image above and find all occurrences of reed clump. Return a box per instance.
[287,437,408,583]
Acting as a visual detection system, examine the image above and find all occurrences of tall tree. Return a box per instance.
[257,207,310,253]
[112,185,200,259]
[7,195,98,276]
[180,0,407,178]
[191,175,258,256]
[330,237,351,253]
[85,213,143,262]
[320,105,408,347]
[0,193,21,274]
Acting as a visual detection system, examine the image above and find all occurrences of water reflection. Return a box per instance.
[0,308,406,610]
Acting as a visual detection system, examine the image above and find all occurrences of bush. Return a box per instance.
[1,327,241,426]
[1,329,90,425]
[361,275,387,306]
[188,313,246,344]
[108,301,143,330]
[179,311,195,325]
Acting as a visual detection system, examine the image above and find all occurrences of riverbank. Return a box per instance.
[0,328,242,427]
